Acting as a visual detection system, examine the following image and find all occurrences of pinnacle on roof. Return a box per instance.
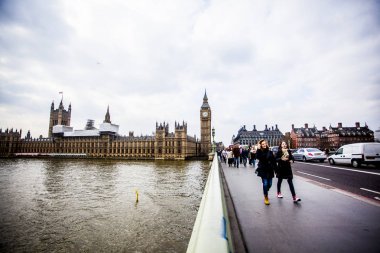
[104,105,111,123]
[59,99,64,110]
[201,89,210,109]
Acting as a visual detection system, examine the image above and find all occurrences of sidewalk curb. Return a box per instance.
[219,161,248,253]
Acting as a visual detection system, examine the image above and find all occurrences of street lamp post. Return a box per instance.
[212,127,215,153]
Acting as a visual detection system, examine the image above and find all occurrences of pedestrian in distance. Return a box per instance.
[232,144,241,168]
[241,146,249,167]
[255,139,276,205]
[250,145,257,167]
[275,141,301,203]
[227,148,234,167]
[217,149,222,161]
[248,145,252,165]
[239,145,243,164]
[324,148,329,157]
[222,148,227,164]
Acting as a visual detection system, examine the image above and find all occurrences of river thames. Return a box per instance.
[0,159,210,252]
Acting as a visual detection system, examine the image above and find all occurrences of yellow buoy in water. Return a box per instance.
[135,189,139,203]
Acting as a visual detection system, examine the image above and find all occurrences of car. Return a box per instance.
[328,143,380,168]
[270,146,279,156]
[293,148,326,162]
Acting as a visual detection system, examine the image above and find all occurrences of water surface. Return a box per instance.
[0,159,210,252]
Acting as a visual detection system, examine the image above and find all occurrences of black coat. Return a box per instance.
[275,149,294,179]
[256,148,275,179]
[241,149,249,158]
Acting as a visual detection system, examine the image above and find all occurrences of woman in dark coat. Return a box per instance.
[256,139,276,205]
[275,141,301,203]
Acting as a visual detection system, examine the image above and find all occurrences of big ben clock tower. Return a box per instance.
[200,91,211,156]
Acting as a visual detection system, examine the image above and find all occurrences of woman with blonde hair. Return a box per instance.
[255,139,276,205]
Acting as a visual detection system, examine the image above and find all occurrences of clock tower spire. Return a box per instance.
[200,90,211,156]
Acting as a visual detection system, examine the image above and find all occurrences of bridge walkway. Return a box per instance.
[220,160,380,253]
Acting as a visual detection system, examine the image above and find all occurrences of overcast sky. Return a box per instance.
[1,0,379,145]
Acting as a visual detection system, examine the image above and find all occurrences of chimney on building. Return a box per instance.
[323,126,327,131]
[338,122,342,128]
[275,124,278,130]
[265,124,268,131]
[305,123,308,129]
[253,125,256,131]
[292,124,294,129]
[129,131,134,137]
[355,122,360,128]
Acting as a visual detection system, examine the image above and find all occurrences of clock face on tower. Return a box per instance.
[202,111,208,117]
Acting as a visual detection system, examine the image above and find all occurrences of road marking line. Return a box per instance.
[360,188,380,195]
[295,175,380,207]
[298,163,380,176]
[297,171,331,181]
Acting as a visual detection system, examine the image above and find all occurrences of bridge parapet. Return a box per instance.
[187,155,232,253]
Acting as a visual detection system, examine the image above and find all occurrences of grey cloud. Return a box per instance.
[0,0,73,65]
[0,0,69,36]
[1,0,380,145]
[0,82,48,112]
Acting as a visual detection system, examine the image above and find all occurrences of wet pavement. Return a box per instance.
[220,161,380,253]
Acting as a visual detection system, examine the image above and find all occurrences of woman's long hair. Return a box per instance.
[258,139,268,151]
[278,140,286,152]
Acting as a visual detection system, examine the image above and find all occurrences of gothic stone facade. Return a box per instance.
[200,91,212,155]
[1,94,211,160]
[48,100,71,137]
[0,128,22,155]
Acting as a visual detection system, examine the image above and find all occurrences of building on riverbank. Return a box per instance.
[0,94,212,160]
[290,122,374,149]
[232,124,284,147]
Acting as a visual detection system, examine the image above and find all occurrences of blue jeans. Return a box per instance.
[261,178,273,196]
[242,157,247,167]
[234,157,240,167]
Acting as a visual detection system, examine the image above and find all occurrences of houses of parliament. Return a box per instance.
[0,93,212,160]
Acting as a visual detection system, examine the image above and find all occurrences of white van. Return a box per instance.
[328,143,380,168]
